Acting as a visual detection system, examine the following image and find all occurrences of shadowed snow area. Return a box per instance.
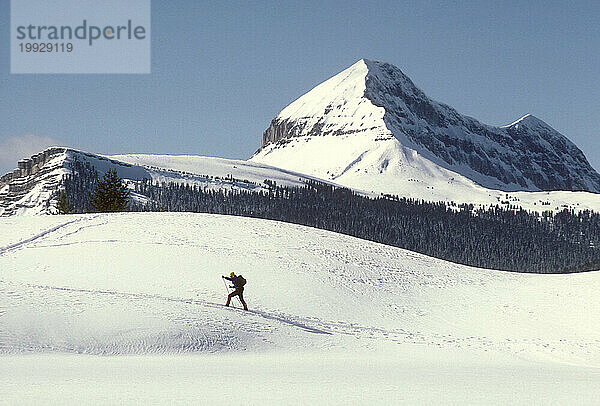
[1,213,599,404]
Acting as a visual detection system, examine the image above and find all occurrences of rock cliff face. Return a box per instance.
[0,148,67,216]
[0,147,66,187]
[253,59,600,193]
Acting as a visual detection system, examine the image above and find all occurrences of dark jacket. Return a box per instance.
[224,275,245,289]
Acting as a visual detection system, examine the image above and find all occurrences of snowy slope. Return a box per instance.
[251,59,600,211]
[108,153,330,189]
[1,212,596,360]
[1,213,599,403]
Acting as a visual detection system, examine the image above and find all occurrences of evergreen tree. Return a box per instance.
[56,190,74,214]
[88,169,130,212]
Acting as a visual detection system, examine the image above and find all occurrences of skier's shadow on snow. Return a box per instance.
[218,302,331,335]
[245,309,332,335]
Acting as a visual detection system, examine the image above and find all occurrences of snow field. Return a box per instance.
[1,212,599,404]
[109,153,325,190]
[2,350,599,405]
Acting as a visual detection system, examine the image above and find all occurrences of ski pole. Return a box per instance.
[222,277,235,309]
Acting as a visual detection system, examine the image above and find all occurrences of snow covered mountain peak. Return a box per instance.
[503,114,548,129]
[252,59,600,193]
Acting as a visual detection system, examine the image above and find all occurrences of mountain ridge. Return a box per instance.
[0,147,325,216]
[253,59,600,193]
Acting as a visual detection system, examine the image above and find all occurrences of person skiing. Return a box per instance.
[222,272,248,310]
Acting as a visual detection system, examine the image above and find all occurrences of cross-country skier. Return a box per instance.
[222,272,248,310]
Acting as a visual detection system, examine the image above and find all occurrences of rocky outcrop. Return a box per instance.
[0,147,67,216]
[260,118,300,149]
[0,147,66,189]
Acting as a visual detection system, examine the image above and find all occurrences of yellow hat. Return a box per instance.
[229,272,235,277]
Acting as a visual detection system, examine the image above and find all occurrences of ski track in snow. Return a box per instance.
[0,213,599,369]
[0,217,88,256]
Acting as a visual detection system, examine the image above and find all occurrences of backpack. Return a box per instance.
[237,275,247,287]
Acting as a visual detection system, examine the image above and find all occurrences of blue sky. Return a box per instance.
[1,0,599,174]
